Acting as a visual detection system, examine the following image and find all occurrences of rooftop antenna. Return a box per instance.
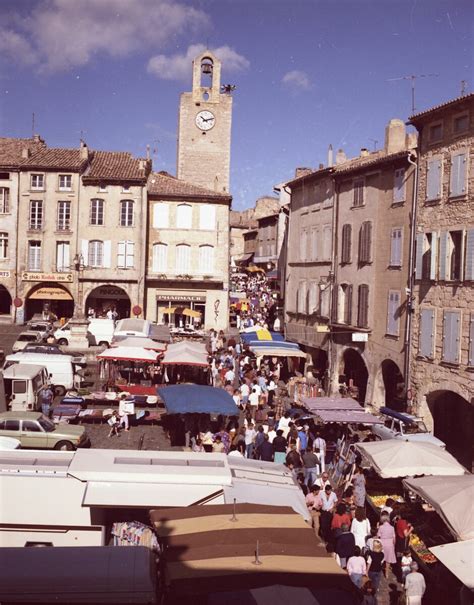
[31,112,35,137]
[461,80,468,96]
[369,138,378,151]
[387,73,439,113]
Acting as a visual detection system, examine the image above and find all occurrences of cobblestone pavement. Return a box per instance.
[84,420,177,451]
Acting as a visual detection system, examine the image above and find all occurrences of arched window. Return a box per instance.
[199,245,214,273]
[120,200,134,227]
[175,244,191,273]
[88,240,104,267]
[152,243,168,272]
[176,204,192,229]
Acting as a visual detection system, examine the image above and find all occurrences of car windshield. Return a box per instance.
[404,420,428,434]
[19,335,37,342]
[38,417,55,432]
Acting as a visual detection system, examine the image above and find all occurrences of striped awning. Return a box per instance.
[150,504,352,596]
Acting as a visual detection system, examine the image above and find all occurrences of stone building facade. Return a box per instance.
[409,93,474,469]
[145,171,231,331]
[0,136,45,321]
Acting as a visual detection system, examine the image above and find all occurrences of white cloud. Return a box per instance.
[147,43,249,81]
[282,70,312,91]
[0,0,209,73]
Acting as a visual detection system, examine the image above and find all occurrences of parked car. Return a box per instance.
[23,343,87,366]
[12,331,43,353]
[54,318,115,347]
[26,319,54,340]
[372,407,446,447]
[0,411,89,450]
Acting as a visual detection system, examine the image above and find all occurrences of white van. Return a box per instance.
[54,318,115,347]
[3,363,49,411]
[114,318,151,338]
[3,353,82,396]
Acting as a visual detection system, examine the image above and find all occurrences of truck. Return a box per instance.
[2,363,49,411]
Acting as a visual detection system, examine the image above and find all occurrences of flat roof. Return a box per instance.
[3,364,47,379]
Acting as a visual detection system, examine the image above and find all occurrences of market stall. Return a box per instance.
[110,336,167,352]
[97,346,161,386]
[161,341,209,384]
[430,540,474,590]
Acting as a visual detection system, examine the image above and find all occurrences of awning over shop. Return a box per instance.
[355,440,468,479]
[161,341,209,366]
[97,346,159,362]
[302,397,362,412]
[250,342,307,359]
[29,286,72,300]
[158,306,202,317]
[403,475,474,541]
[430,540,474,590]
[312,409,383,425]
[158,385,238,415]
[150,503,351,596]
[111,336,167,352]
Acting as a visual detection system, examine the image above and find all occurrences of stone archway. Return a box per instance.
[85,284,131,320]
[341,348,369,405]
[25,283,74,321]
[381,359,405,411]
[426,390,473,471]
[0,284,12,316]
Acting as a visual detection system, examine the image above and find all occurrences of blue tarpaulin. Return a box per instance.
[158,385,239,415]
[240,331,285,345]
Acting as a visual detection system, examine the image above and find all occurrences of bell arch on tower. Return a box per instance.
[192,50,222,103]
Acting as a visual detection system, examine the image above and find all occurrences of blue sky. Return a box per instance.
[0,0,472,209]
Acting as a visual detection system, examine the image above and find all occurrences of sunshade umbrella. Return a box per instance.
[111,336,166,351]
[403,475,474,541]
[182,308,202,318]
[430,540,474,589]
[97,346,159,362]
[158,306,178,314]
[355,440,467,478]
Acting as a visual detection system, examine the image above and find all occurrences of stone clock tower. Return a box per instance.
[177,51,232,193]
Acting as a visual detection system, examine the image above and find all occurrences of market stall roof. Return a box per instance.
[97,346,159,362]
[240,330,285,344]
[355,440,467,479]
[403,475,474,541]
[250,344,307,359]
[225,458,310,522]
[302,397,362,412]
[149,323,171,343]
[150,503,350,596]
[312,409,383,425]
[429,540,474,590]
[161,341,209,366]
[157,385,239,415]
[110,336,166,351]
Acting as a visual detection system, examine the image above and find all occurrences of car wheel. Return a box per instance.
[54,385,66,397]
[57,338,68,346]
[54,440,75,451]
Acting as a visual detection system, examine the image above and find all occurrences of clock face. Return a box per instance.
[195,110,216,131]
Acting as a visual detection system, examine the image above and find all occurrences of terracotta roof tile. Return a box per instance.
[147,171,231,202]
[409,92,474,123]
[334,149,410,175]
[21,147,87,171]
[285,165,334,187]
[84,151,151,182]
[0,137,46,169]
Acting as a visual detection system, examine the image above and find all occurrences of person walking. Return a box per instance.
[334,523,356,569]
[404,561,426,605]
[302,448,320,487]
[320,484,338,542]
[244,423,257,459]
[305,484,323,537]
[352,466,367,508]
[40,384,54,418]
[377,514,397,573]
[346,546,367,588]
[366,539,385,593]
[351,507,371,550]
[272,429,287,464]
[313,432,326,472]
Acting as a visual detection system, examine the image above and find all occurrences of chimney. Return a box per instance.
[79,139,89,160]
[406,131,417,150]
[335,149,346,165]
[318,163,324,170]
[294,167,312,179]
[360,148,370,157]
[327,144,333,167]
[33,134,42,143]
[22,147,31,159]
[139,159,146,171]
[384,119,406,154]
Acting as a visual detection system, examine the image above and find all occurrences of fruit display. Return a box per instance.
[409,532,438,564]
[368,493,405,508]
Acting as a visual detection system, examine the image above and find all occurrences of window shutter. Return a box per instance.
[414,233,424,278]
[81,239,89,265]
[465,229,474,281]
[199,245,214,273]
[341,224,352,263]
[394,169,405,203]
[357,284,369,328]
[387,291,400,335]
[57,242,70,272]
[450,153,467,197]
[311,227,318,260]
[126,241,134,268]
[199,205,216,230]
[153,244,167,272]
[331,283,338,321]
[439,231,448,281]
[426,159,442,200]
[430,232,438,280]
[419,308,435,358]
[345,285,353,324]
[103,240,112,268]
[177,204,192,229]
[117,241,125,268]
[442,310,461,363]
[469,315,474,366]
[153,203,169,228]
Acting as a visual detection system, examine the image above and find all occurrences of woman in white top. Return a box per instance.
[350,506,371,550]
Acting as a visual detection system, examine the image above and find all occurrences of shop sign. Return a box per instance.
[316,325,330,333]
[352,332,368,342]
[93,286,129,299]
[0,270,11,278]
[22,272,73,283]
[156,294,206,302]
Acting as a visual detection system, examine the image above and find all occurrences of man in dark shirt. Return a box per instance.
[257,433,274,461]
[272,429,287,464]
[302,448,320,488]
[285,444,303,470]
[335,524,356,568]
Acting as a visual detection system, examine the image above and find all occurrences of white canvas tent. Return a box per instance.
[403,475,474,541]
[430,540,474,590]
[355,440,467,478]
[97,346,159,362]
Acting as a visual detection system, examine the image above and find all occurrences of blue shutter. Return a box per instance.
[442,310,461,363]
[450,153,467,197]
[426,159,441,200]
[465,229,474,281]
[439,231,448,281]
[469,316,474,366]
[430,232,438,280]
[415,233,424,279]
[419,308,435,358]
